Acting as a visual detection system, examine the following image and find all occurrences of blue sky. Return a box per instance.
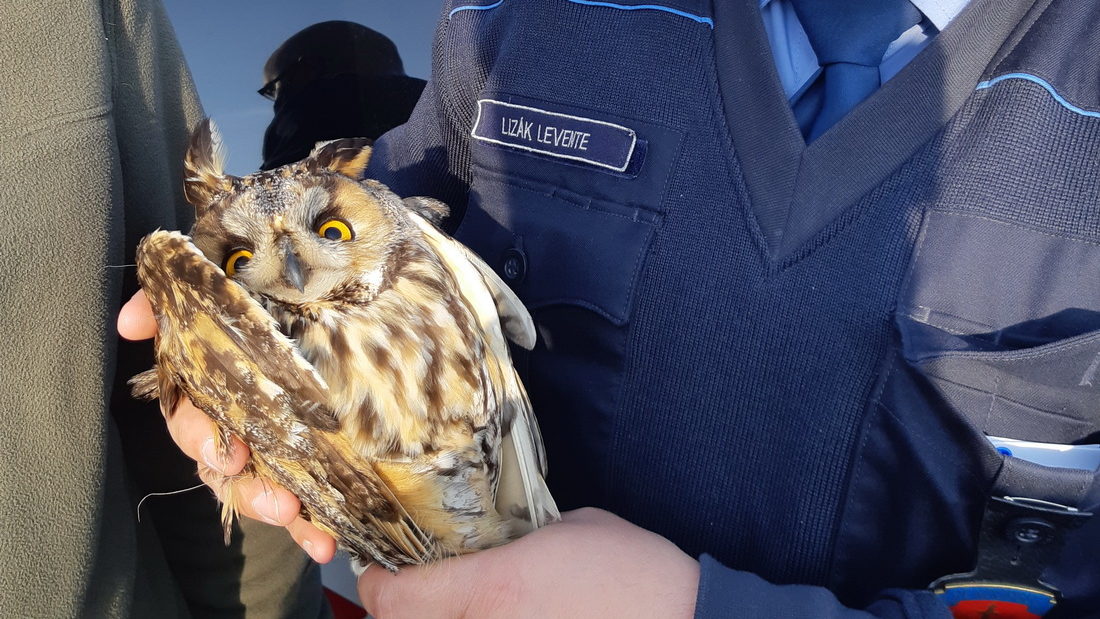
[165,1,442,175]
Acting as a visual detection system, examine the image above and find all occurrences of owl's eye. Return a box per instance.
[317,219,354,242]
[224,248,253,277]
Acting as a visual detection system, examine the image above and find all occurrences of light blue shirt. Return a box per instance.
[759,0,972,101]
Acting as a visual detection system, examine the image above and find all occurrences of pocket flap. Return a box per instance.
[456,173,658,325]
[904,317,1100,443]
[900,210,1100,338]
[896,209,1100,442]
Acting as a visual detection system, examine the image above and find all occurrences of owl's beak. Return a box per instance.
[280,237,308,292]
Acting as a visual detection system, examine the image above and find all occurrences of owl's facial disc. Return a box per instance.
[189,172,403,306]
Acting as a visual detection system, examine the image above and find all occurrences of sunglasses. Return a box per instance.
[257,75,281,101]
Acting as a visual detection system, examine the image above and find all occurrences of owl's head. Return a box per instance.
[182,119,424,306]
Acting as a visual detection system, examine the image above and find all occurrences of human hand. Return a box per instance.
[358,507,700,618]
[118,290,337,563]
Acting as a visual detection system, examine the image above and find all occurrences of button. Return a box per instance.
[502,248,527,282]
[1006,518,1056,546]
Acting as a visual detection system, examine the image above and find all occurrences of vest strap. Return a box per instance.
[931,496,1092,618]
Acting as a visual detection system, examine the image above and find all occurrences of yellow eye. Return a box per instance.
[224,248,253,277]
[317,219,353,242]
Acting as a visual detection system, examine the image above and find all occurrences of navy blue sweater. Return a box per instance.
[368,0,1100,616]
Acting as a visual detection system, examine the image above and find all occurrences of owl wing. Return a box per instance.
[135,230,336,430]
[407,211,560,531]
[134,230,439,569]
[403,197,535,351]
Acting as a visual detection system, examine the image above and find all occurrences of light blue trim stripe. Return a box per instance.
[566,0,714,28]
[976,72,1100,119]
[449,0,503,18]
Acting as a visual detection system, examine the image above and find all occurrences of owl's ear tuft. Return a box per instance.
[184,119,234,214]
[307,138,373,179]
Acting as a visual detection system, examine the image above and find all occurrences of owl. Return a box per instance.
[131,119,559,570]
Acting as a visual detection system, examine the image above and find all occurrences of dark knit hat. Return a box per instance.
[259,20,407,100]
[259,21,426,170]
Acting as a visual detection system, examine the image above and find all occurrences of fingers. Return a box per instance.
[165,397,249,476]
[118,290,158,340]
[287,516,337,563]
[170,399,299,528]
[119,291,338,562]
[197,456,336,563]
[195,470,302,526]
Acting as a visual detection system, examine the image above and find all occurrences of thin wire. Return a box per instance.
[136,482,207,522]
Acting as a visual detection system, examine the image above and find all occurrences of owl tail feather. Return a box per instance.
[496,400,561,536]
[129,369,160,400]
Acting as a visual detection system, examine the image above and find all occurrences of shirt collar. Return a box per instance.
[758,0,969,32]
[910,0,968,30]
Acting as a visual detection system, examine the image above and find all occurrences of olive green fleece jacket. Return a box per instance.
[0,1,327,617]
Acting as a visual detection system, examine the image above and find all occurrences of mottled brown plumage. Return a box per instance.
[131,119,558,570]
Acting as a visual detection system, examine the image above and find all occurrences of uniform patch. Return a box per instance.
[471,99,637,172]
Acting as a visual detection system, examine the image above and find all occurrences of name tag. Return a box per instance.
[471,99,637,172]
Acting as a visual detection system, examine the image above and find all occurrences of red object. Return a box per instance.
[325,587,367,619]
[950,600,1041,619]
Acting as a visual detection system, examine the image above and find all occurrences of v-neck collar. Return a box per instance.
[713,0,1042,262]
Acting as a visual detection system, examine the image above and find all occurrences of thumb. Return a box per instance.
[118,290,157,340]
[357,561,474,619]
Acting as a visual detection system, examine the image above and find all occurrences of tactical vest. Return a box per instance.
[372,0,1100,613]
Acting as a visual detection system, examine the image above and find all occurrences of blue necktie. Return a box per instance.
[789,0,921,141]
